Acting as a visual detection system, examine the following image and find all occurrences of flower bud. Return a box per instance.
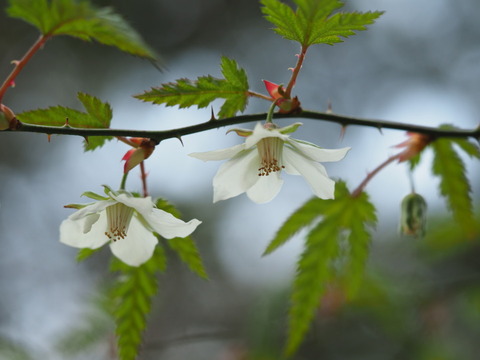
[400,193,427,237]
[0,104,15,130]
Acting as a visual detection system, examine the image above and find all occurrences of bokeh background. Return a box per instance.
[1,0,479,359]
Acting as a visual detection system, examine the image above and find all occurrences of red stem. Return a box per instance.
[351,153,401,198]
[140,161,148,197]
[0,34,50,103]
[285,45,308,98]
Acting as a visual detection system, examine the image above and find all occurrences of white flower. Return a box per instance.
[60,189,201,266]
[189,122,350,204]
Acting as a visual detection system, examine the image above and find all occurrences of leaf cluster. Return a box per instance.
[264,181,377,355]
[135,57,250,119]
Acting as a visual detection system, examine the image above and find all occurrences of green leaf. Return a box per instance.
[261,0,383,47]
[135,56,249,119]
[431,138,477,237]
[7,0,156,59]
[155,199,208,279]
[16,92,113,151]
[76,247,102,262]
[110,245,166,360]
[285,181,376,355]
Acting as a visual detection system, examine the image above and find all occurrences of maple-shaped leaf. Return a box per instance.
[261,0,383,47]
[7,0,156,59]
[16,92,113,151]
[135,56,249,119]
[431,133,479,238]
[109,246,166,360]
[273,182,376,356]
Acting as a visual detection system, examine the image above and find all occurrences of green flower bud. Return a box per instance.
[400,193,427,237]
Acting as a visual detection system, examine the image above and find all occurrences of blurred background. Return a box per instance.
[0,0,479,359]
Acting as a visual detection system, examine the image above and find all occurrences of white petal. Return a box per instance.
[143,209,202,239]
[69,199,116,221]
[109,217,158,266]
[288,139,351,162]
[110,193,154,217]
[60,211,109,249]
[189,143,246,161]
[212,149,259,202]
[246,172,284,204]
[283,148,336,199]
[83,213,100,233]
[245,123,289,149]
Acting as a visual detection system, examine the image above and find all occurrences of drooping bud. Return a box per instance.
[400,192,427,237]
[262,79,301,114]
[122,138,156,173]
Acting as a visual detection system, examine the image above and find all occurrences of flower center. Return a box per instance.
[105,203,134,242]
[257,137,285,176]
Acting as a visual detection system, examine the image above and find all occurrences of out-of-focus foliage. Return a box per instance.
[7,0,156,59]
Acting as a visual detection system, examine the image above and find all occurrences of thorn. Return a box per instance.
[63,118,71,128]
[210,107,216,121]
[175,135,184,147]
[83,136,89,144]
[339,125,347,141]
[326,100,333,114]
[47,134,52,142]
[295,53,300,58]
[10,60,20,66]
[377,125,383,135]
[288,67,294,72]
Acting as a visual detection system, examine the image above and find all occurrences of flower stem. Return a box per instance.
[0,35,50,103]
[265,100,277,124]
[119,172,128,190]
[285,45,308,98]
[351,154,401,198]
[140,161,149,197]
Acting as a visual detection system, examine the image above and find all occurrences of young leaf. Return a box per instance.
[7,0,156,59]
[431,138,477,237]
[155,199,207,279]
[261,0,383,47]
[135,56,249,119]
[285,181,376,355]
[16,92,113,151]
[110,245,167,360]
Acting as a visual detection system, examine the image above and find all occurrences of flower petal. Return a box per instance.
[109,216,158,266]
[288,139,351,162]
[246,172,284,204]
[283,148,336,199]
[143,209,201,239]
[110,193,154,216]
[189,143,246,162]
[60,211,109,249]
[212,149,259,202]
[68,199,115,221]
[245,123,289,149]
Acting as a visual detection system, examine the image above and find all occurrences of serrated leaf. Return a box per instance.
[261,0,383,47]
[135,56,249,119]
[7,0,156,59]
[431,138,477,237]
[285,181,376,356]
[16,92,113,151]
[110,245,166,360]
[155,199,208,279]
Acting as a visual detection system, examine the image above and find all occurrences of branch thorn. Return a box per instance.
[47,134,52,142]
[340,125,347,140]
[83,136,89,144]
[209,107,216,121]
[175,135,184,147]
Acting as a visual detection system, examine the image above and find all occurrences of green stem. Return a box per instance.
[119,172,128,190]
[265,100,277,124]
[5,110,480,144]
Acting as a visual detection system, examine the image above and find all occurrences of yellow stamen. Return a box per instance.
[105,203,134,242]
[257,137,285,176]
